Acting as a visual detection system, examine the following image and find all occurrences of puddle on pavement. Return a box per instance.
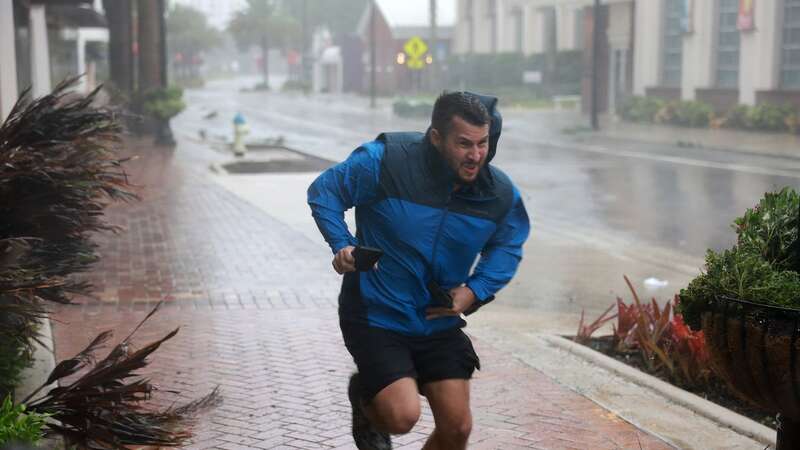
[217,144,335,174]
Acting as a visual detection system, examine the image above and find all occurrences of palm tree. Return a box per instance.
[228,0,298,89]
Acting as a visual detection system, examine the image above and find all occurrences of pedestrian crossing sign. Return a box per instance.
[403,36,428,71]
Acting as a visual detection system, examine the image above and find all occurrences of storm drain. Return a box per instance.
[215,145,335,174]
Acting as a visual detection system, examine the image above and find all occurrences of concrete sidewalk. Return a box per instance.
[576,116,800,159]
[49,138,673,449]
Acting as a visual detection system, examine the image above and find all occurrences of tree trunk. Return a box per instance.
[137,0,162,92]
[102,0,133,94]
[261,34,269,89]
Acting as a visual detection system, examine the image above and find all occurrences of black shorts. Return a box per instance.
[341,322,481,402]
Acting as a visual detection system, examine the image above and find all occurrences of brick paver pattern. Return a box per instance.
[51,141,671,449]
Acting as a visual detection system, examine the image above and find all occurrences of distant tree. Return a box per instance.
[281,0,368,41]
[166,4,222,80]
[228,0,299,89]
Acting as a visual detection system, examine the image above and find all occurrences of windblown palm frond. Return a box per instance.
[24,302,221,449]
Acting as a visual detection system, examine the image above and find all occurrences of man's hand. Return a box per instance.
[332,246,356,274]
[426,286,477,320]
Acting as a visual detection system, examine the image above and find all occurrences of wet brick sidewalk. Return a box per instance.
[51,140,671,449]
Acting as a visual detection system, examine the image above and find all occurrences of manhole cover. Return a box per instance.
[220,148,335,174]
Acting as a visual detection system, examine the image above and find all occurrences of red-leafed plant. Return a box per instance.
[574,303,617,344]
[576,275,712,388]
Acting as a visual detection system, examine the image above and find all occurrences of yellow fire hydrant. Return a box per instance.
[233,112,249,157]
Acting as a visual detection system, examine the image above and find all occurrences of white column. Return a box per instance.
[557,5,574,51]
[0,0,18,121]
[76,31,87,93]
[529,7,546,54]
[30,4,51,97]
[495,0,505,52]
[681,0,715,99]
[455,0,468,54]
[633,0,664,95]
[739,0,782,105]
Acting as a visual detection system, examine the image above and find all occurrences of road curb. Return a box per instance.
[540,334,776,447]
[15,318,56,400]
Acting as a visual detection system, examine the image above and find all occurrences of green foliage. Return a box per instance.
[0,396,47,446]
[0,335,34,400]
[734,188,800,267]
[654,100,714,127]
[142,86,186,121]
[166,4,222,63]
[228,0,299,51]
[670,100,713,127]
[392,99,433,118]
[281,79,310,92]
[723,104,751,129]
[280,0,368,42]
[747,103,795,132]
[679,188,800,329]
[619,96,665,123]
[446,51,583,97]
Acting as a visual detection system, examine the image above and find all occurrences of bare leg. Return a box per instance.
[421,379,472,450]
[362,377,421,435]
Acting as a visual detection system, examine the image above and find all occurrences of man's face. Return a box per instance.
[431,115,490,184]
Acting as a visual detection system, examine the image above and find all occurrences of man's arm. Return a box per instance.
[307,141,384,255]
[465,187,531,302]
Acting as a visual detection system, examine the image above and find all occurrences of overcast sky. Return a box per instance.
[171,0,456,30]
[376,0,456,26]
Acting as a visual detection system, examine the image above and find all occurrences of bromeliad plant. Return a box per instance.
[575,275,711,388]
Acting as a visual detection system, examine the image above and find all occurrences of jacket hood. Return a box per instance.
[467,92,502,163]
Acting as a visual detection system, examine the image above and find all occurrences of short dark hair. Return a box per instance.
[431,91,490,138]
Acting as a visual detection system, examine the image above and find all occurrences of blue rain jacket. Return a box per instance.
[307,95,530,336]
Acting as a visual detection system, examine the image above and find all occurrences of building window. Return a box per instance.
[782,0,800,88]
[661,0,684,87]
[487,0,496,17]
[463,0,473,20]
[716,0,740,88]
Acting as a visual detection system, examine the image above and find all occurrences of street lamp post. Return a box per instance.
[591,0,601,130]
[370,0,377,108]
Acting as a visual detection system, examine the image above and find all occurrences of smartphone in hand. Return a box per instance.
[353,246,383,271]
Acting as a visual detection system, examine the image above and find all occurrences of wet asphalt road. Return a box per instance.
[172,77,800,324]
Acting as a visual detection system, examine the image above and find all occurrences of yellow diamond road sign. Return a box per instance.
[403,36,428,70]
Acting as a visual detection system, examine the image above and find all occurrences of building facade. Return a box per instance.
[635,0,800,112]
[452,0,800,113]
[453,0,593,55]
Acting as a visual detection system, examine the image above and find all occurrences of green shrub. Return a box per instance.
[679,188,800,328]
[0,338,33,401]
[392,98,433,118]
[619,96,665,123]
[0,396,47,446]
[672,100,713,128]
[142,86,186,121]
[747,103,795,131]
[446,50,583,96]
[282,79,310,92]
[723,104,752,129]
